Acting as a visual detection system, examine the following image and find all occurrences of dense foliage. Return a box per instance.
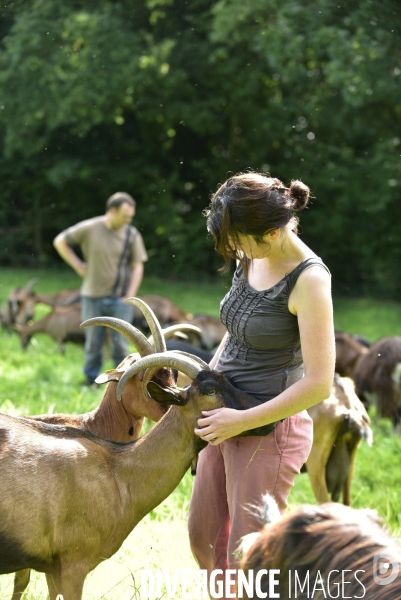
[0,0,400,296]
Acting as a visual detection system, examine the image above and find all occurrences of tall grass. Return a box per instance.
[1,268,401,598]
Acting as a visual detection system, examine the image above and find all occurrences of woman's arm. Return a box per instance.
[195,266,335,444]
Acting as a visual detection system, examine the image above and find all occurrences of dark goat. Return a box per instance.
[240,495,401,599]
[354,336,401,429]
[166,338,213,363]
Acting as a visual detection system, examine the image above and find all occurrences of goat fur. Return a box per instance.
[0,367,274,600]
[9,354,173,599]
[240,495,401,599]
[354,336,401,428]
[14,304,84,352]
[305,375,372,505]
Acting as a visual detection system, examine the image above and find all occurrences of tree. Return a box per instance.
[0,0,400,297]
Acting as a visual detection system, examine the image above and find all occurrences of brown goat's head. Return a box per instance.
[81,297,188,418]
[96,353,173,422]
[7,278,39,325]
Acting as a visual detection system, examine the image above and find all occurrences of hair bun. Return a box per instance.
[289,180,310,211]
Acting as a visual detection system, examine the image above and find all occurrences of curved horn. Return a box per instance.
[141,349,210,401]
[126,297,166,353]
[167,350,210,370]
[25,278,40,293]
[80,317,154,357]
[116,351,207,401]
[148,324,202,345]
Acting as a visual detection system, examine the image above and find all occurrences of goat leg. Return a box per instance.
[342,443,359,506]
[11,569,31,599]
[45,567,86,600]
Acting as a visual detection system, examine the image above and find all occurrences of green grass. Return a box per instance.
[333,296,401,341]
[1,268,401,598]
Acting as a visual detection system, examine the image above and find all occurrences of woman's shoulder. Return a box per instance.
[289,259,332,312]
[295,256,330,275]
[287,257,331,304]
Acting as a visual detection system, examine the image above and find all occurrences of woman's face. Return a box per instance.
[230,233,272,259]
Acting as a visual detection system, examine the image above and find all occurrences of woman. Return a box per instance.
[188,172,335,594]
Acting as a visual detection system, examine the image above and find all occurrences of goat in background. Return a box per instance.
[14,304,84,352]
[305,374,372,505]
[335,330,369,378]
[335,331,401,430]
[354,336,401,430]
[2,278,80,330]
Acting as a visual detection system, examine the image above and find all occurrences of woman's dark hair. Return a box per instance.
[203,172,310,274]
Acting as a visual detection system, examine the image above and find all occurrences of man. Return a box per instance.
[54,192,148,384]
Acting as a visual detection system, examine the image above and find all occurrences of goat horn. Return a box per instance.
[148,324,202,344]
[117,351,207,401]
[167,350,210,370]
[80,317,154,357]
[140,349,210,403]
[25,277,40,293]
[125,297,166,354]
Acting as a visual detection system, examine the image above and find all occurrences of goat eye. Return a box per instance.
[207,389,216,396]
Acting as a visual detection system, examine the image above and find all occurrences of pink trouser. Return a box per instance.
[188,411,313,597]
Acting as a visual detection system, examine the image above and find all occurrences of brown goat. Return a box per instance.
[305,375,372,505]
[0,351,273,599]
[3,279,80,329]
[1,298,272,599]
[9,301,182,600]
[14,304,84,352]
[335,330,369,377]
[185,314,227,350]
[354,336,401,429]
[135,294,191,326]
[10,354,172,600]
[240,496,401,599]
[33,288,81,308]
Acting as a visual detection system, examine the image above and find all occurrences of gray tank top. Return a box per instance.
[216,257,330,406]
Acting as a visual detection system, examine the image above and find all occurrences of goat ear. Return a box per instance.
[95,369,125,384]
[147,381,188,405]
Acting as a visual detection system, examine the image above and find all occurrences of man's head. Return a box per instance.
[105,192,136,229]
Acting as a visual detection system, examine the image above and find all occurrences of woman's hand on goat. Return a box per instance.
[195,407,246,444]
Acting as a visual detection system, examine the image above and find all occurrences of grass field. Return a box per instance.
[1,267,401,599]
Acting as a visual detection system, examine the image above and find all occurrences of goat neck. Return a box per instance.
[83,381,145,442]
[113,392,218,532]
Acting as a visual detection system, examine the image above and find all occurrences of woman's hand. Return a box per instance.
[194,407,247,445]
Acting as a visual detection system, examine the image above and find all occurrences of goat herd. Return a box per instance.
[0,279,400,599]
